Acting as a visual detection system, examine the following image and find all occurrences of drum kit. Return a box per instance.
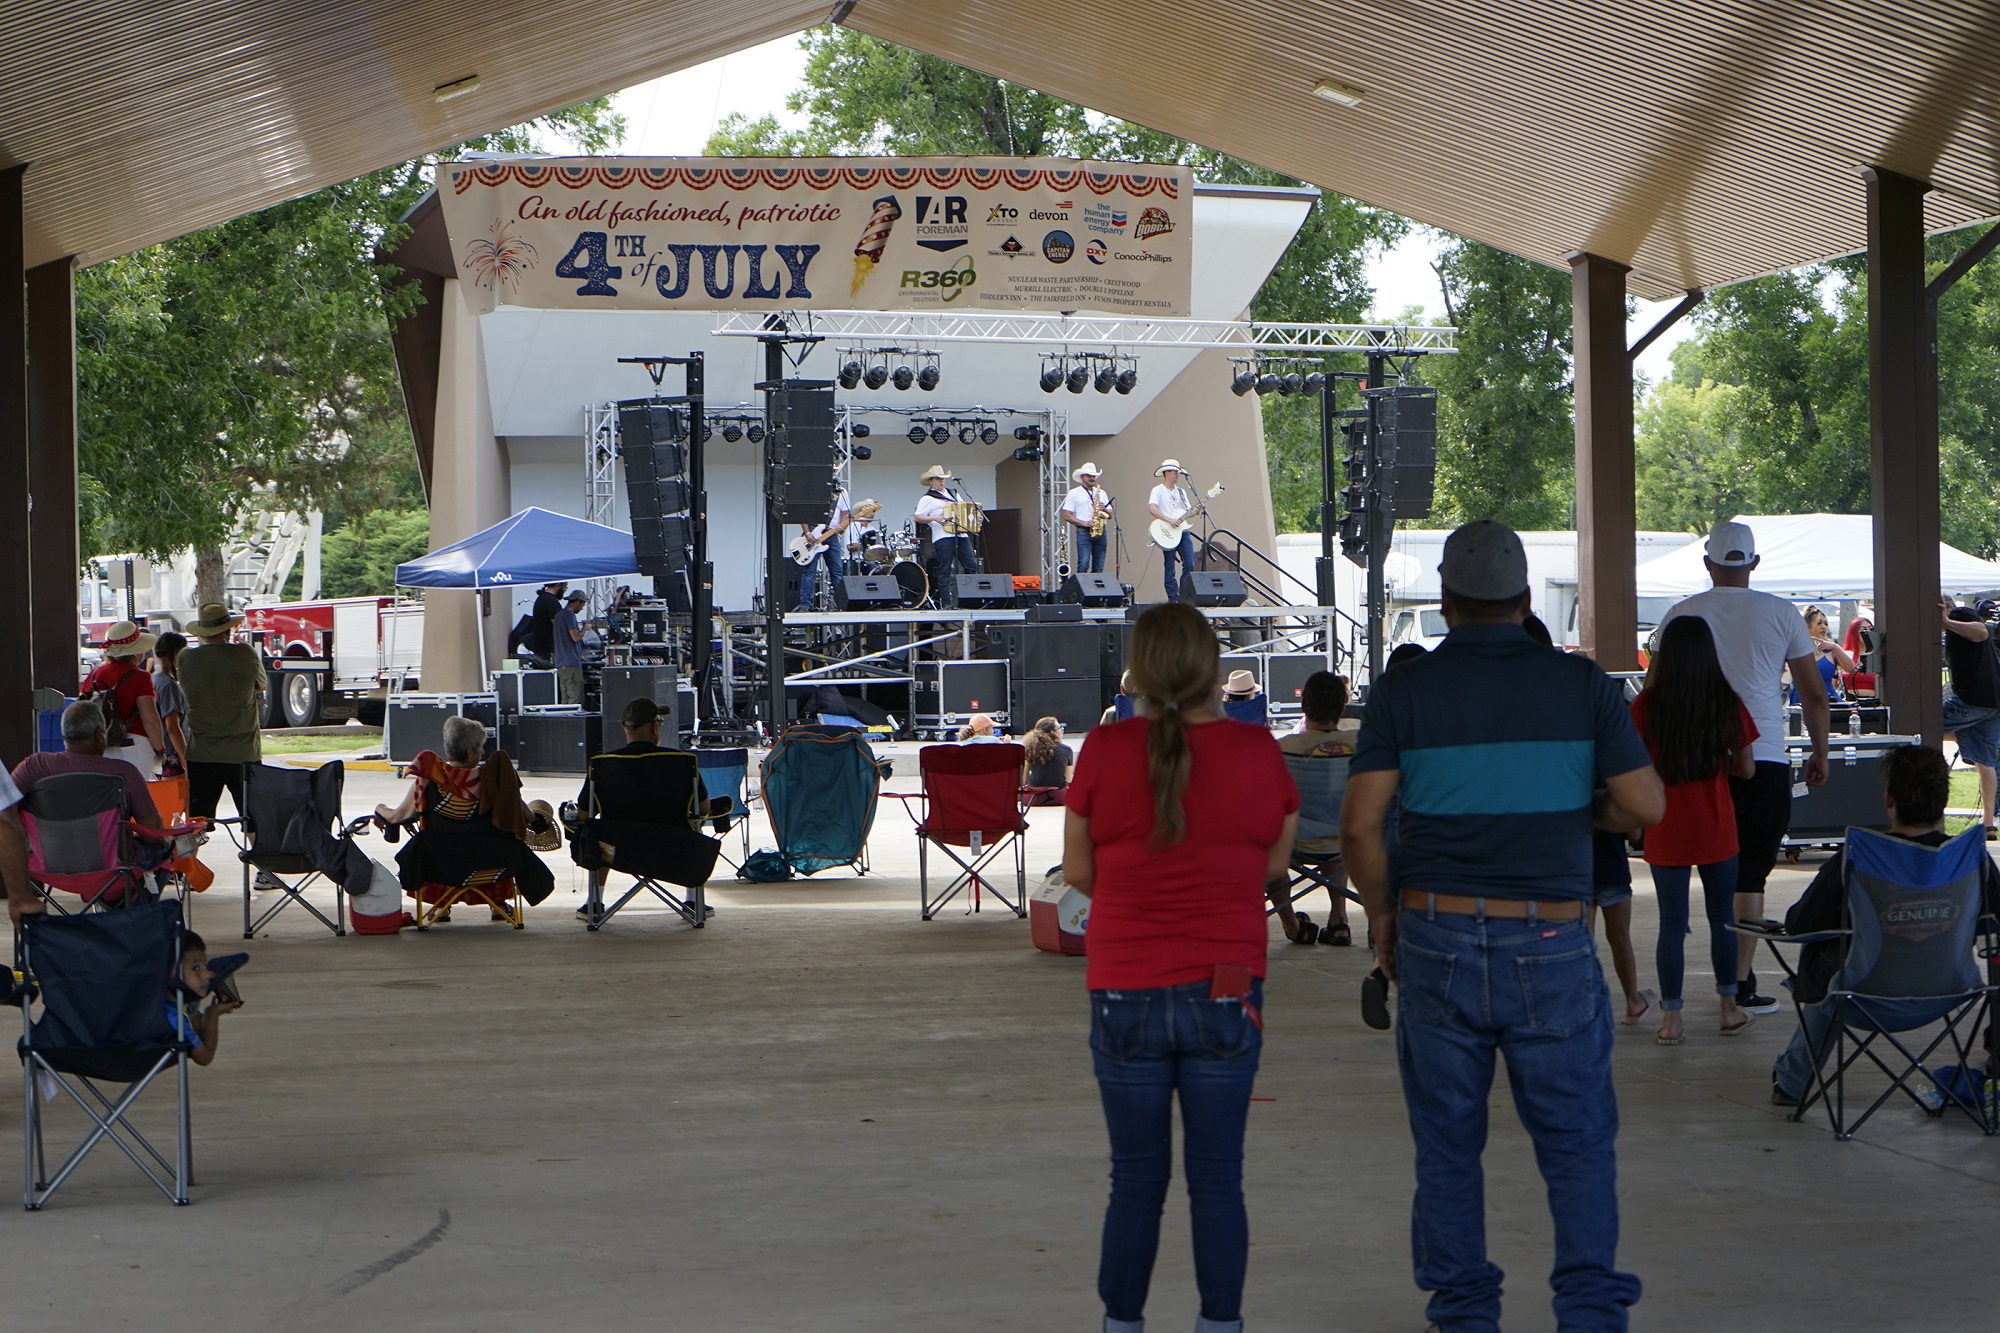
[841,520,930,609]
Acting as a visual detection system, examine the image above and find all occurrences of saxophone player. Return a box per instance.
[1061,462,1113,574]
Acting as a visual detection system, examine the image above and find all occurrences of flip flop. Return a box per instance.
[1655,1028,1684,1046]
[1719,1014,1753,1036]
[1623,988,1659,1025]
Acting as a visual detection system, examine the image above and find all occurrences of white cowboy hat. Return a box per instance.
[98,620,158,658]
[1155,458,1185,476]
[1072,462,1101,481]
[919,464,954,483]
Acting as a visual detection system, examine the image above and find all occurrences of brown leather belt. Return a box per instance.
[1400,890,1586,921]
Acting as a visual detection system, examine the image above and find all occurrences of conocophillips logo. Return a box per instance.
[1042,230,1075,264]
[1085,238,1108,265]
[1133,207,1174,241]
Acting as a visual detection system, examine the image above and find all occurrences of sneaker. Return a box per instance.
[1771,1079,1798,1108]
[253,870,286,892]
[575,901,604,921]
[1739,992,1782,1015]
[1361,969,1392,1031]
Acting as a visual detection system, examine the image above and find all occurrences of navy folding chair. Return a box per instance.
[229,762,347,938]
[568,748,720,930]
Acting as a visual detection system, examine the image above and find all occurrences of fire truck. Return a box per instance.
[239,597,424,728]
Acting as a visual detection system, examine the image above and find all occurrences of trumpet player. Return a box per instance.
[1062,461,1113,574]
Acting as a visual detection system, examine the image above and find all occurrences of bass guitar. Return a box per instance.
[789,499,882,564]
[1149,482,1225,549]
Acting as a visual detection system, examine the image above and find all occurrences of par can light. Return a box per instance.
[891,365,915,391]
[1230,370,1257,396]
[1066,364,1090,393]
[850,443,872,461]
[863,363,889,390]
[907,424,928,444]
[931,424,951,445]
[838,360,864,389]
[917,363,941,391]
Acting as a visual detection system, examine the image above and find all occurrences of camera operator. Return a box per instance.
[1940,595,2000,840]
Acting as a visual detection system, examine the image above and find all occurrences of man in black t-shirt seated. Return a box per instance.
[1770,744,2000,1105]
[1940,596,2000,839]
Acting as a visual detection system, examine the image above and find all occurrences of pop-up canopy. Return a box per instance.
[395,507,640,590]
[1633,514,2000,599]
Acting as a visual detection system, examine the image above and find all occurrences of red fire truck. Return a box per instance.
[240,597,424,727]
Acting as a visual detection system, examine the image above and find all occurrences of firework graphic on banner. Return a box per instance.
[850,195,902,296]
[462,220,538,292]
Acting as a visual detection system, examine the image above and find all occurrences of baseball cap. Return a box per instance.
[1437,519,1529,602]
[621,697,661,729]
[1706,520,1757,567]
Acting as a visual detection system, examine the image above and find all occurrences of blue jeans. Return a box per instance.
[931,536,978,607]
[1647,858,1739,1009]
[1395,908,1639,1332]
[1077,530,1109,574]
[1091,978,1263,1333]
[1162,532,1196,602]
[1942,690,2000,769]
[798,548,844,611]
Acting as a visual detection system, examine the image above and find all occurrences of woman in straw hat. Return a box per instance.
[82,620,166,778]
[1062,462,1113,574]
[1064,603,1299,1333]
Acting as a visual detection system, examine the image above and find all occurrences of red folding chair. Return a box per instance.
[19,772,191,912]
[910,744,1030,920]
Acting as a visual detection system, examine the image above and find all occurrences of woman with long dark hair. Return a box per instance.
[1020,716,1073,804]
[1064,603,1299,1333]
[1633,615,1758,1042]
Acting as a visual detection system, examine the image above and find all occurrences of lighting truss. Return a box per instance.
[718,310,1458,356]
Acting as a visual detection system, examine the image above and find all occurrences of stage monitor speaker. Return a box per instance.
[1188,571,1248,607]
[767,380,838,524]
[1265,653,1331,715]
[955,573,1015,609]
[617,401,686,451]
[841,575,905,608]
[1060,572,1125,607]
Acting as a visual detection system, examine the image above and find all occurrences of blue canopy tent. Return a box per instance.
[391,506,642,707]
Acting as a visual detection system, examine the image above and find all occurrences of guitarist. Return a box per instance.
[795,469,854,611]
[1061,462,1112,574]
[1147,458,1201,603]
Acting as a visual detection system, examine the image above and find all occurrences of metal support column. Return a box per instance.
[1865,167,1939,744]
[1571,252,1638,671]
[1,166,32,761]
[27,256,78,696]
[1363,354,1387,685]
[686,352,711,726]
[762,338,788,740]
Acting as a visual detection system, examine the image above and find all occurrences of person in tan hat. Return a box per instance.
[912,464,976,609]
[177,601,267,820]
[1061,462,1113,574]
[1148,460,1203,602]
[82,619,166,778]
[1220,668,1267,726]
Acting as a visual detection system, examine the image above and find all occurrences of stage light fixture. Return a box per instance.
[1094,363,1117,393]
[1281,371,1305,395]
[958,423,977,445]
[721,421,743,442]
[863,360,889,390]
[838,358,864,390]
[1255,371,1281,395]
[931,423,951,445]
[1012,444,1044,462]
[850,443,873,461]
[1116,366,1138,395]
[850,422,870,438]
[891,364,915,391]
[980,424,1000,446]
[908,423,928,444]
[1013,424,1044,442]
[700,422,714,441]
[1040,361,1065,393]
[1230,369,1257,396]
[1066,363,1090,393]
[917,362,941,391]
[746,422,765,443]
[1303,371,1327,393]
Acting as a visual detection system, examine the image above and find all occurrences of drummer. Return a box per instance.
[913,464,977,610]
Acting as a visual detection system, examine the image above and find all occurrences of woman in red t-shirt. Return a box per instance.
[1631,615,1758,1043]
[1064,603,1298,1333]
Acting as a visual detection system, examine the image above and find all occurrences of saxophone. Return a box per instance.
[1089,492,1110,538]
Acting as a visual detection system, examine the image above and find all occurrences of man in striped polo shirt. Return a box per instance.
[1343,519,1665,1333]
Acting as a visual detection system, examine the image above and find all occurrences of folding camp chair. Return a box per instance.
[1736,825,1999,1140]
[14,900,194,1207]
[910,743,1030,920]
[761,724,885,876]
[223,762,347,938]
[695,747,753,866]
[1268,751,1363,944]
[567,748,720,930]
[19,772,184,913]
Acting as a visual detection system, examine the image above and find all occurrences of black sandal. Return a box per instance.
[1326,919,1353,946]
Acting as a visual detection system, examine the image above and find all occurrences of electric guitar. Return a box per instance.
[1149,482,1225,549]
[790,500,882,564]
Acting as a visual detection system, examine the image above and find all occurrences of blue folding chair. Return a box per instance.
[760,725,883,876]
[696,747,752,865]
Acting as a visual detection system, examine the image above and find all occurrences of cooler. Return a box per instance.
[1029,874,1089,956]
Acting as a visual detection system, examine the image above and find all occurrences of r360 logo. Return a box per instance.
[900,256,976,302]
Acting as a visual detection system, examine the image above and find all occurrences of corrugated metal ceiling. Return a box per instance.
[4,1,1997,294]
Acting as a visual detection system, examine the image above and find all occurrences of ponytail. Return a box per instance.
[1126,603,1219,849]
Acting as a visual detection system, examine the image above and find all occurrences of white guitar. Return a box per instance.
[1149,482,1225,549]
[789,500,881,564]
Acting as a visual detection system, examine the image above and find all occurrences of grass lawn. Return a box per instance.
[258,732,381,755]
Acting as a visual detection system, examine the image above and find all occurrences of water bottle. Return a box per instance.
[1848,709,1862,737]
[1914,1083,1946,1113]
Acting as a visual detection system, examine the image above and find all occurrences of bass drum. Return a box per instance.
[874,559,929,609]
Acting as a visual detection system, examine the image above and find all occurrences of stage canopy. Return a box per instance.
[394,507,639,590]
[1633,514,2000,600]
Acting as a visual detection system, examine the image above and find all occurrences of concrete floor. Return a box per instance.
[7,754,1999,1331]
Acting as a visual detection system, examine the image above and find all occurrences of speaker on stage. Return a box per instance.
[1060,572,1125,607]
[841,575,905,609]
[767,380,838,524]
[1187,571,1248,607]
[956,573,1015,610]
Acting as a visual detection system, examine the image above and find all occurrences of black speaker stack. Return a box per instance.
[982,624,1106,733]
[1367,385,1438,520]
[766,380,838,524]
[599,664,681,747]
[619,399,697,608]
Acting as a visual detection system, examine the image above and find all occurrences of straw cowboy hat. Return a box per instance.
[1223,670,1259,698]
[1155,458,1186,476]
[98,620,158,658]
[186,602,244,636]
[919,464,954,483]
[1072,462,1101,482]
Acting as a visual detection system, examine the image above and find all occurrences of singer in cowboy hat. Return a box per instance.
[1148,459,1200,603]
[177,601,268,820]
[81,620,167,778]
[913,464,978,609]
[1062,462,1113,575]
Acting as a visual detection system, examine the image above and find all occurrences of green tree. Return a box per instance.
[319,507,432,598]
[1427,241,1576,529]
[1634,378,1750,533]
[708,28,1408,534]
[75,100,624,601]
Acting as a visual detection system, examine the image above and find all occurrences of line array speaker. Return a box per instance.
[1369,386,1437,520]
[766,380,838,524]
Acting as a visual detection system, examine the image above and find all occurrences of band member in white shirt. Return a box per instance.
[913,464,978,609]
[797,471,853,611]
[1147,458,1199,603]
[1062,462,1112,574]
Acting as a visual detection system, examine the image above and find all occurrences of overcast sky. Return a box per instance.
[607,37,1689,381]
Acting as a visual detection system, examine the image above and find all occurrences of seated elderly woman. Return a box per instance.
[375,716,555,925]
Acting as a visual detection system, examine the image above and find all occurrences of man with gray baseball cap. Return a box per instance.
[1343,519,1665,1332]
[1659,519,1829,1014]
